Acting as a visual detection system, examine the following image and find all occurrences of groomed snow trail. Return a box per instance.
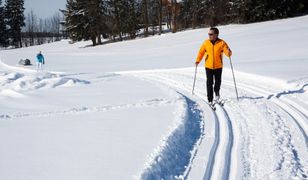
[120,69,236,180]
[119,67,308,180]
[1,15,308,180]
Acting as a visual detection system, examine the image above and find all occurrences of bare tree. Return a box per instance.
[37,18,44,44]
[50,12,61,40]
[25,9,37,46]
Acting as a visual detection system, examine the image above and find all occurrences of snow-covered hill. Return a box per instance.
[0,15,307,180]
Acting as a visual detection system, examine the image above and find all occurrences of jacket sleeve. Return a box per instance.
[223,42,232,57]
[196,42,207,63]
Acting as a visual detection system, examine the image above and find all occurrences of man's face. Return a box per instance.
[208,30,218,41]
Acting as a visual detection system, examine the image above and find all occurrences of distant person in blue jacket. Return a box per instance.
[36,51,45,72]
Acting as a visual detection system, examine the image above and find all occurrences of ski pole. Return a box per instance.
[192,64,198,95]
[229,57,239,101]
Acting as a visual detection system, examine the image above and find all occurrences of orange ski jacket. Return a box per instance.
[196,39,232,69]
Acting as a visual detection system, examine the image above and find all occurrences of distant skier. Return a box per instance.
[195,27,232,106]
[36,51,45,72]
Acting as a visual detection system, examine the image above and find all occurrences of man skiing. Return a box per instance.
[36,51,45,72]
[195,27,232,107]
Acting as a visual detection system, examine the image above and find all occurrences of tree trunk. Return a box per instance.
[171,0,177,33]
[143,0,149,37]
[97,28,102,44]
[159,0,163,35]
[91,36,97,46]
[19,32,23,48]
[97,34,102,45]
[113,0,123,41]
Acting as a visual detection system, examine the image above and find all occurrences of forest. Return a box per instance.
[1,0,308,47]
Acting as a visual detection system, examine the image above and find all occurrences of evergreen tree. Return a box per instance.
[122,0,139,38]
[84,0,105,45]
[228,0,249,23]
[62,0,308,44]
[180,0,195,26]
[0,0,8,47]
[63,0,88,42]
[111,0,125,40]
[63,0,107,46]
[192,0,209,27]
[104,0,139,40]
[4,0,25,48]
[148,0,160,34]
[179,0,220,27]
[241,0,308,23]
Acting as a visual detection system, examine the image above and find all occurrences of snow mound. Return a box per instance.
[0,71,90,95]
[0,89,26,98]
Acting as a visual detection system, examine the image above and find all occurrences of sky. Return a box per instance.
[24,0,66,19]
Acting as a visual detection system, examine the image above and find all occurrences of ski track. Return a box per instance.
[0,98,181,120]
[124,72,235,180]
[177,70,308,148]
[120,68,308,180]
[265,105,306,179]
[179,70,308,179]
[221,80,308,179]
[186,70,307,179]
[202,107,220,180]
[218,106,234,180]
[223,79,308,148]
[1,59,307,179]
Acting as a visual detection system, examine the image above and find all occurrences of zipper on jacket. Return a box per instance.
[212,43,215,69]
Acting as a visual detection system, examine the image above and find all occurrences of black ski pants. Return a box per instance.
[206,68,222,102]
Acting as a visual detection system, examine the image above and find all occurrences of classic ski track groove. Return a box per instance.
[135,73,234,180]
[223,79,308,148]
[221,80,308,178]
[177,70,307,147]
[131,69,307,179]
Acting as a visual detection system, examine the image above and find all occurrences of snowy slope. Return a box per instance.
[0,15,308,180]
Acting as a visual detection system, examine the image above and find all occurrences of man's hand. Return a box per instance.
[195,62,199,66]
[228,49,232,57]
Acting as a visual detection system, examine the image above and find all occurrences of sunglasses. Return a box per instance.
[208,33,216,36]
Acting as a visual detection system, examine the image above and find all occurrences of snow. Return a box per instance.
[0,15,308,179]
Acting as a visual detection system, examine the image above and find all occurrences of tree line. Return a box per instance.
[62,0,184,46]
[1,0,307,48]
[0,0,65,48]
[24,10,64,47]
[63,0,308,46]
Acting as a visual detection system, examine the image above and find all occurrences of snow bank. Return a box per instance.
[140,94,204,179]
[0,61,90,99]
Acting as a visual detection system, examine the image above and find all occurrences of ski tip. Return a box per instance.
[209,104,216,111]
